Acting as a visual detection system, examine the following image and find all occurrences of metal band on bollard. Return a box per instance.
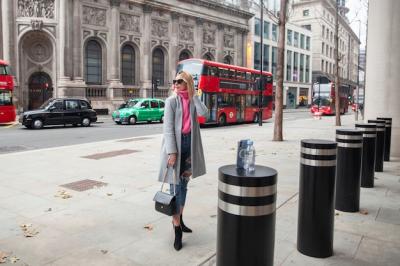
[377,117,392,161]
[368,120,386,172]
[355,123,377,188]
[217,165,277,266]
[297,139,337,258]
[335,129,363,212]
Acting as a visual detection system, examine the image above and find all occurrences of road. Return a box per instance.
[0,110,311,154]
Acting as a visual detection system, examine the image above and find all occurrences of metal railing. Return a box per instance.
[85,87,107,99]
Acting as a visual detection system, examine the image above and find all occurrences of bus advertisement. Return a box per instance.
[310,82,350,115]
[176,59,274,126]
[0,60,16,124]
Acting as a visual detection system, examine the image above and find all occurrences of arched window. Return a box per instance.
[152,48,164,86]
[85,40,102,84]
[179,51,191,61]
[121,45,135,85]
[202,53,213,61]
[223,55,233,65]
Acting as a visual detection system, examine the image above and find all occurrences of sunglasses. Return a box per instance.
[172,79,185,85]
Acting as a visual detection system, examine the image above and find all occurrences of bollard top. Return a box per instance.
[301,139,337,149]
[218,164,277,187]
[377,117,392,121]
[336,129,362,135]
[368,120,386,126]
[355,123,376,128]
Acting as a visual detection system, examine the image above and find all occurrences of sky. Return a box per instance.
[346,0,369,49]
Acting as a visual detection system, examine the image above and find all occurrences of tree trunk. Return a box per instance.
[334,1,341,126]
[273,0,288,141]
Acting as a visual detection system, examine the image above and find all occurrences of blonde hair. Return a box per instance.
[175,70,195,99]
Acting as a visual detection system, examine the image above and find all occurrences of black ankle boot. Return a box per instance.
[174,225,182,251]
[180,214,192,233]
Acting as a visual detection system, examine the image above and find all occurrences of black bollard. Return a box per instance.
[355,123,377,188]
[297,139,337,258]
[217,165,277,266]
[377,117,392,161]
[335,129,363,212]
[367,120,386,172]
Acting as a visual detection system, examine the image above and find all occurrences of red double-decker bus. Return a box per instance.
[310,82,350,115]
[0,60,16,124]
[176,59,274,125]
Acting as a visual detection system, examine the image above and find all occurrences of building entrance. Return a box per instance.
[28,72,53,110]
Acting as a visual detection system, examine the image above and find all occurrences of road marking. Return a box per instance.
[0,122,18,129]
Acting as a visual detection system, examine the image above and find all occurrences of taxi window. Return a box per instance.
[141,100,150,108]
[65,100,80,110]
[150,100,159,108]
[159,101,165,108]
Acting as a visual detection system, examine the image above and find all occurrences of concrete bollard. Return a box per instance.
[355,123,377,188]
[377,117,392,161]
[217,165,277,266]
[335,129,363,212]
[367,120,386,172]
[297,139,337,258]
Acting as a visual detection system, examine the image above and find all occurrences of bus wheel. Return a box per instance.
[253,113,259,123]
[218,114,226,126]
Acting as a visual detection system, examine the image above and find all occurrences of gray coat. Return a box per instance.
[158,94,208,184]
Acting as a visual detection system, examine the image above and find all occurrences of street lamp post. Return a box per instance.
[355,20,361,121]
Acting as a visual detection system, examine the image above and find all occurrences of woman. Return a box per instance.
[158,71,208,251]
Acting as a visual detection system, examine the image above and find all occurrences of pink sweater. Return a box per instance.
[178,90,191,134]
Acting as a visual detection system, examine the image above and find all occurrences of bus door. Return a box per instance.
[235,95,245,121]
[202,93,217,123]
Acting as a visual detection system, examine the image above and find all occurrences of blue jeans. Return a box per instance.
[170,133,191,208]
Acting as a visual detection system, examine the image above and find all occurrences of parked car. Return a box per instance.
[19,98,97,129]
[112,98,164,125]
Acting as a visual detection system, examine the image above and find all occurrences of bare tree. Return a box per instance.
[334,0,341,126]
[273,0,288,141]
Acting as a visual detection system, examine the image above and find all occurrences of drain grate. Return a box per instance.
[82,149,139,160]
[60,179,107,192]
[117,137,153,143]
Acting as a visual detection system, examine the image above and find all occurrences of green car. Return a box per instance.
[112,98,165,125]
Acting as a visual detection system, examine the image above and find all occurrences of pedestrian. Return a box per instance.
[157,70,208,251]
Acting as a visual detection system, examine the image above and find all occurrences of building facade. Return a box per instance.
[249,1,313,108]
[0,0,252,113]
[291,0,360,94]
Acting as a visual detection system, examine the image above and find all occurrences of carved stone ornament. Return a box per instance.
[224,34,234,48]
[82,6,106,27]
[31,20,43,31]
[179,25,194,42]
[17,0,55,19]
[120,14,140,33]
[23,32,53,63]
[203,29,216,45]
[83,30,91,39]
[151,20,168,38]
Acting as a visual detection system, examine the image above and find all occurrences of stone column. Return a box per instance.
[216,23,225,62]
[365,0,400,157]
[58,0,69,84]
[2,0,19,107]
[1,0,15,65]
[170,12,179,83]
[195,18,204,58]
[140,4,152,91]
[72,0,84,83]
[108,0,122,87]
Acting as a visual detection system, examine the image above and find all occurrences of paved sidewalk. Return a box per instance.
[0,114,399,266]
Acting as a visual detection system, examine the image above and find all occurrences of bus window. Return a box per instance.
[245,95,252,106]
[210,66,219,77]
[228,70,235,79]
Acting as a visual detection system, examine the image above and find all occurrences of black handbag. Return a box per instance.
[153,167,178,216]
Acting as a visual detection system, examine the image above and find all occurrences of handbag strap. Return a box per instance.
[160,166,176,195]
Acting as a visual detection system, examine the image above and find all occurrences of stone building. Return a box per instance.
[290,0,360,92]
[249,0,313,109]
[1,0,252,113]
